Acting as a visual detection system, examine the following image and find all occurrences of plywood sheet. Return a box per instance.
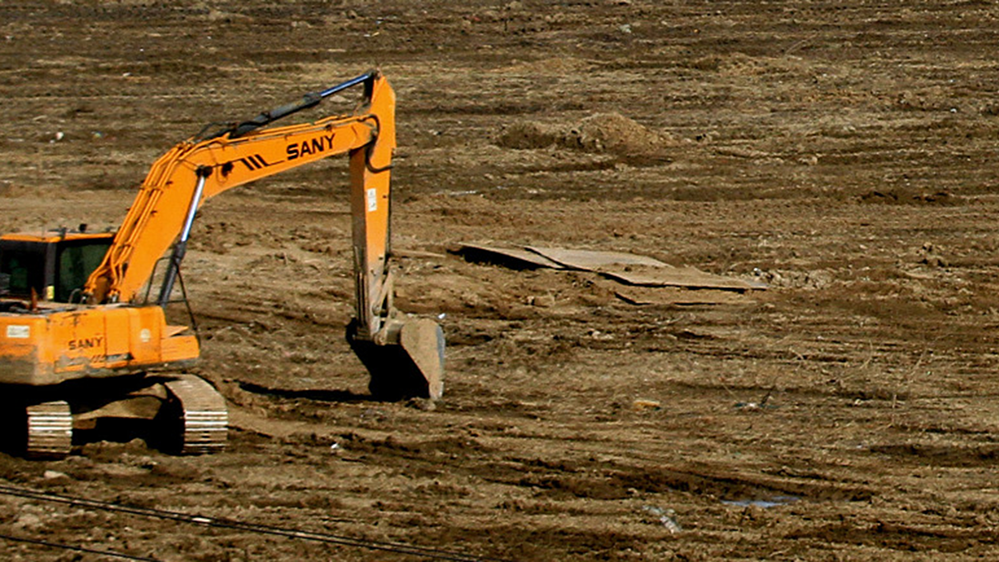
[599,264,766,291]
[528,247,765,291]
[527,247,668,269]
[456,244,566,269]
[458,244,767,292]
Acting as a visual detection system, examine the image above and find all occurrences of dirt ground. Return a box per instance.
[3,0,999,560]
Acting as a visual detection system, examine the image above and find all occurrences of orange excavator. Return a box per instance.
[0,71,444,458]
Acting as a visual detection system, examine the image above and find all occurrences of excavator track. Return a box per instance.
[25,401,73,459]
[163,375,227,455]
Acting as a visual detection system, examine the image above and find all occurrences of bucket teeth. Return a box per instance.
[26,401,73,459]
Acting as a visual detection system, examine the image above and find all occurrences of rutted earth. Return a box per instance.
[3,1,999,560]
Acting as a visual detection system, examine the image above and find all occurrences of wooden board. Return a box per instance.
[527,247,766,292]
[455,244,566,270]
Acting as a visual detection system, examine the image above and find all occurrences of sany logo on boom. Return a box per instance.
[220,133,338,174]
[287,133,337,160]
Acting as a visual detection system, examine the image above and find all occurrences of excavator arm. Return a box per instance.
[84,71,443,399]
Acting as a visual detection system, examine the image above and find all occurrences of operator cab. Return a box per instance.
[0,228,114,303]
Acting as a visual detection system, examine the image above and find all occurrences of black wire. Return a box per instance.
[0,485,514,562]
[0,532,160,562]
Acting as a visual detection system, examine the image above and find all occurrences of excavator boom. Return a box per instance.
[86,72,393,307]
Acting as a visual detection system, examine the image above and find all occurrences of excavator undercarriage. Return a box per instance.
[0,71,444,459]
[3,374,226,459]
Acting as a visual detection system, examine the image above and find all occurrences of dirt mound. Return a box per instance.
[495,121,564,150]
[497,112,673,155]
[570,113,674,154]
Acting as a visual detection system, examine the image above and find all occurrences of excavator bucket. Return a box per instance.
[347,318,444,401]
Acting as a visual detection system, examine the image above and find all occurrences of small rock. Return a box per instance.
[527,294,555,307]
[641,505,682,534]
[919,242,949,267]
[43,470,70,481]
[14,512,43,530]
[632,399,661,411]
[406,397,437,412]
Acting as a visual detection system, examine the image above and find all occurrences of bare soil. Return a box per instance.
[3,1,999,560]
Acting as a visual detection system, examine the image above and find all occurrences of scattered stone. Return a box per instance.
[527,294,556,307]
[919,242,948,267]
[641,505,682,533]
[43,470,70,481]
[405,397,437,411]
[632,399,662,411]
[14,512,43,530]
[753,268,832,290]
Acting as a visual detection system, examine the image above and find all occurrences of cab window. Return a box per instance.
[56,241,111,302]
[0,250,45,298]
